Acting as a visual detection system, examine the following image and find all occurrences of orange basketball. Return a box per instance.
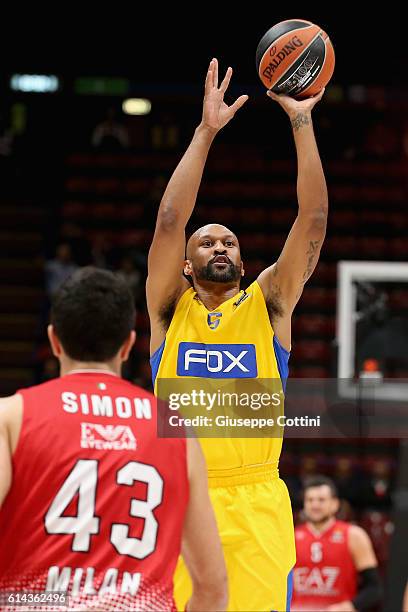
[256,19,335,99]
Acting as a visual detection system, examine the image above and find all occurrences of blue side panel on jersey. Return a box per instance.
[286,568,294,611]
[150,340,165,385]
[273,335,290,390]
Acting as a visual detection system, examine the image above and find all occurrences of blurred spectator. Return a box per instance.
[359,510,394,574]
[151,112,179,150]
[91,234,114,269]
[33,344,59,385]
[0,115,14,157]
[361,458,394,510]
[0,109,17,194]
[116,254,142,300]
[333,455,364,508]
[91,107,129,151]
[145,174,167,225]
[336,498,356,522]
[291,476,382,611]
[60,222,92,266]
[45,243,78,298]
[363,120,400,160]
[41,356,59,382]
[299,454,321,484]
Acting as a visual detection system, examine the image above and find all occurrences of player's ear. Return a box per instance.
[184,259,193,276]
[241,261,245,277]
[333,497,340,515]
[47,325,62,357]
[121,330,136,362]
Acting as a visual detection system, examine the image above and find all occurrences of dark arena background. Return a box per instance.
[0,12,407,611]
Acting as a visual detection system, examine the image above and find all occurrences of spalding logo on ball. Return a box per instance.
[256,19,335,98]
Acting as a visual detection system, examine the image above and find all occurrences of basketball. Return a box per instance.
[256,19,335,99]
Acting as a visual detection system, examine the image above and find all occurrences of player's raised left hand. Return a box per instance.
[200,58,249,133]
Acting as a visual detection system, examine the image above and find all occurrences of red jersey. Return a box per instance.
[0,371,189,611]
[291,520,357,611]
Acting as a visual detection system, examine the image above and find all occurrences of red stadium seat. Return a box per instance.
[292,314,335,339]
[295,365,330,378]
[311,262,337,286]
[62,201,87,220]
[299,288,336,311]
[65,177,94,193]
[358,237,388,258]
[90,203,117,220]
[390,238,408,259]
[94,178,121,195]
[237,207,267,226]
[120,203,145,222]
[325,236,358,258]
[292,340,331,363]
[329,210,358,229]
[118,229,152,248]
[267,208,297,229]
[124,178,150,196]
[388,289,408,310]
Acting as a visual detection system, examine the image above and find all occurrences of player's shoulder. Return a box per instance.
[333,519,349,528]
[247,279,263,295]
[0,393,22,411]
[334,519,359,535]
[17,377,65,397]
[0,393,23,428]
[347,522,370,541]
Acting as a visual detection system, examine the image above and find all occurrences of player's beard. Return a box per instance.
[307,513,334,526]
[196,260,241,283]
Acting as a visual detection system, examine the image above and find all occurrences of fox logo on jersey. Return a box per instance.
[177,342,257,378]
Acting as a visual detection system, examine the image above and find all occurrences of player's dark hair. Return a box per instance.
[51,267,136,362]
[303,475,338,498]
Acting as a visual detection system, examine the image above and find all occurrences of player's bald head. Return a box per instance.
[184,224,243,285]
[186,224,239,259]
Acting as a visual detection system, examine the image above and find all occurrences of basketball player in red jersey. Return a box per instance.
[0,267,227,612]
[292,476,382,612]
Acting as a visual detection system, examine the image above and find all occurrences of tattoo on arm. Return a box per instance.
[302,240,320,281]
[291,113,310,132]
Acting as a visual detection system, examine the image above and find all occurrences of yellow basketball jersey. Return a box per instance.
[151,280,289,472]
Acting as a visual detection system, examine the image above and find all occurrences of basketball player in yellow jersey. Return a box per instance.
[147,58,327,612]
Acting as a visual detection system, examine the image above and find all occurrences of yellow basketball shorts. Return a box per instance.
[174,465,296,612]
